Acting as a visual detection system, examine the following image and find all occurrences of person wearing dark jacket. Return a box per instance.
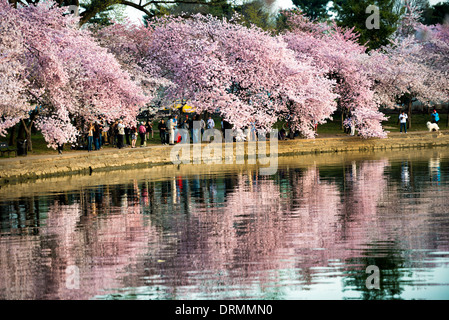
[158,119,168,145]
[181,114,191,143]
[93,122,101,150]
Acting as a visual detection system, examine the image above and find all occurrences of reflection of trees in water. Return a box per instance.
[1,156,449,299]
[0,193,160,299]
[338,160,390,243]
[340,155,449,299]
[338,160,407,299]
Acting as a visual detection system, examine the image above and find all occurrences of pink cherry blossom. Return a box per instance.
[0,1,150,147]
[0,1,30,136]
[282,11,388,138]
[369,3,449,111]
[101,14,338,138]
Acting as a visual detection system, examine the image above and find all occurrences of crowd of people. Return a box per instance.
[84,119,153,151]
[157,114,213,145]
[78,109,443,152]
[81,114,215,151]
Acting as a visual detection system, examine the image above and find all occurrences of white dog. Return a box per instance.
[427,121,439,132]
[233,128,247,142]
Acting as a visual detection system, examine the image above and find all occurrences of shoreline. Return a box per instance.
[1,131,448,185]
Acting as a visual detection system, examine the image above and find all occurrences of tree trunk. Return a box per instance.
[17,120,26,140]
[20,112,38,152]
[407,99,412,130]
[341,111,344,131]
[447,103,449,128]
[21,119,33,152]
[8,125,16,146]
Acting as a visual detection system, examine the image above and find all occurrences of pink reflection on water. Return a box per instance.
[1,159,449,299]
[0,195,159,299]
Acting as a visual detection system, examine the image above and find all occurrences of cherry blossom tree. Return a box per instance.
[420,23,449,76]
[370,37,448,114]
[94,20,173,110]
[282,11,388,138]
[0,1,31,138]
[369,1,448,128]
[0,0,150,150]
[100,14,338,138]
[149,14,340,138]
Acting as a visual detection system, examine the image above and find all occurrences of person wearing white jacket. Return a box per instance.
[168,116,175,145]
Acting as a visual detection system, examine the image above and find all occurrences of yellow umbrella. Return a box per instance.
[182,104,196,113]
[165,99,196,112]
[173,99,183,109]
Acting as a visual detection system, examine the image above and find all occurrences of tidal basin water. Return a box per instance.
[1,148,449,300]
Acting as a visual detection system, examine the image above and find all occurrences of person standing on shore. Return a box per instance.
[110,120,118,147]
[93,122,102,150]
[102,123,109,146]
[117,120,125,148]
[200,117,206,136]
[131,125,137,148]
[125,126,130,147]
[139,122,147,147]
[249,119,257,141]
[168,116,175,145]
[173,115,178,143]
[207,116,215,130]
[399,111,408,134]
[431,109,440,124]
[349,117,356,136]
[181,114,190,143]
[87,122,94,152]
[158,119,168,144]
[192,115,200,144]
[188,115,194,141]
[146,120,153,140]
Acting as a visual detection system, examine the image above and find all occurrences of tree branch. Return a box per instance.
[119,0,153,17]
[117,0,222,18]
[14,0,221,26]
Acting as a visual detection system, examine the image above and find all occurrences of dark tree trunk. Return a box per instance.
[341,111,344,131]
[8,125,16,146]
[17,121,25,140]
[20,111,38,152]
[446,103,449,128]
[407,99,412,130]
[21,120,32,152]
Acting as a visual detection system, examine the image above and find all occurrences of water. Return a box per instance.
[1,149,449,300]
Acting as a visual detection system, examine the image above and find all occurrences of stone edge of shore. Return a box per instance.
[0,131,447,185]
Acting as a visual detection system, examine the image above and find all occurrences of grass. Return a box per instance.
[1,113,447,157]
[315,112,448,135]
[380,112,448,133]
